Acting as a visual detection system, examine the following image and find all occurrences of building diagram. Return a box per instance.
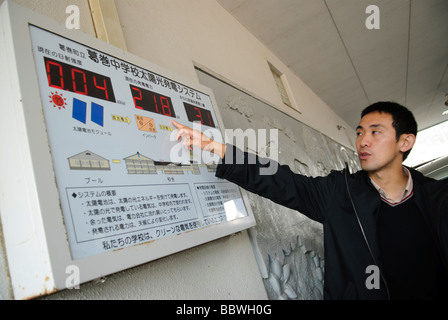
[68,150,110,171]
[124,152,201,175]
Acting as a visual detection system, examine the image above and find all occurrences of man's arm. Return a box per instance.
[171,120,335,223]
[172,120,226,159]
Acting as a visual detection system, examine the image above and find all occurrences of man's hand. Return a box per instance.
[171,120,226,159]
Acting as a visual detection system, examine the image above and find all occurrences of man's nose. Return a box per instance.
[358,134,370,147]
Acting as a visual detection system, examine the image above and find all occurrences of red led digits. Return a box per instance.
[130,85,176,118]
[44,57,116,103]
[207,111,213,127]
[153,94,160,114]
[160,96,172,117]
[193,107,203,124]
[71,68,87,96]
[46,60,64,90]
[184,103,216,128]
[131,86,143,110]
[93,76,109,101]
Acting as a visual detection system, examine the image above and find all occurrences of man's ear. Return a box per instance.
[399,134,416,153]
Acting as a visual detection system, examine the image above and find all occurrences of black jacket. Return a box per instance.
[216,145,448,299]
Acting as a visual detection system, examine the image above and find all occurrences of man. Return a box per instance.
[172,101,448,299]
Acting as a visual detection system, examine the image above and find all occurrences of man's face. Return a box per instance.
[356,111,403,173]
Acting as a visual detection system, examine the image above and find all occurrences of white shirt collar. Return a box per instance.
[370,167,414,205]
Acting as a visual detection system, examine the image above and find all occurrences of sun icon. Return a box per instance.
[49,91,68,110]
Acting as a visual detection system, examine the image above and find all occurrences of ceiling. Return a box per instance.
[217,0,448,131]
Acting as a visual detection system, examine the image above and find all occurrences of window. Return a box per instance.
[269,63,293,108]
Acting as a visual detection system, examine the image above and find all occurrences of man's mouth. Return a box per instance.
[359,152,371,160]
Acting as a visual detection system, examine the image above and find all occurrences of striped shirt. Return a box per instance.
[370,167,414,206]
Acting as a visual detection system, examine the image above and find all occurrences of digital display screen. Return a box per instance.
[184,103,216,128]
[44,57,116,102]
[27,24,253,266]
[130,85,176,118]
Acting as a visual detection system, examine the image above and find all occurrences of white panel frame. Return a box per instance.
[0,0,255,299]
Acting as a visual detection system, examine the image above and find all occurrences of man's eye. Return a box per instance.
[356,132,362,136]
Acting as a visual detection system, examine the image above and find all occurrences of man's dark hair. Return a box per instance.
[361,101,417,161]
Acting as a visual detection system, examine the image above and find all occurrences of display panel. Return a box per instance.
[45,57,116,102]
[0,1,255,299]
[130,85,176,118]
[29,25,251,260]
[184,102,216,128]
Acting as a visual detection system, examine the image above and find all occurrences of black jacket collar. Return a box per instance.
[347,167,439,268]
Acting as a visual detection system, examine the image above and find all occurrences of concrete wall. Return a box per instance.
[1,0,357,300]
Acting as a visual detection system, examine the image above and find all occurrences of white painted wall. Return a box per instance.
[0,0,356,300]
